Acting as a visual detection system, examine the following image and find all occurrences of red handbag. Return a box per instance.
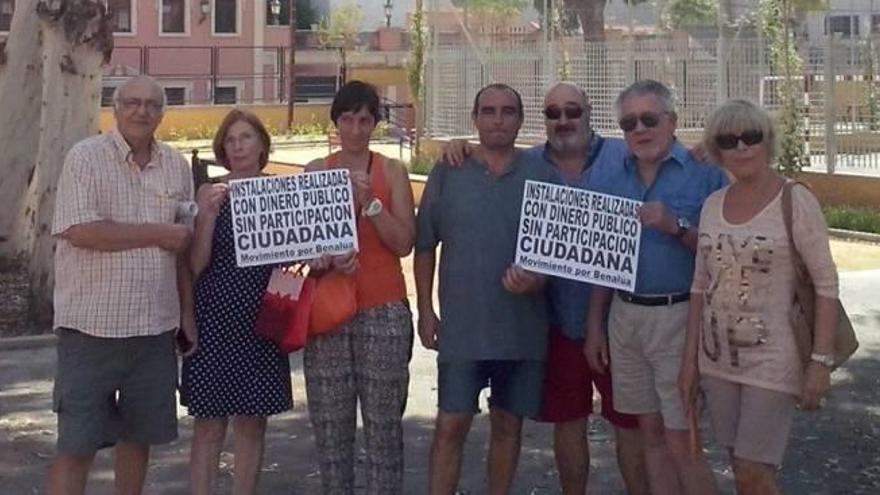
[308,271,358,335]
[254,266,314,353]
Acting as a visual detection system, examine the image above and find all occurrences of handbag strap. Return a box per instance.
[781,180,813,287]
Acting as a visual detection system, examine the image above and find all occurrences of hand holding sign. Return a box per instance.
[502,265,545,294]
[196,183,230,218]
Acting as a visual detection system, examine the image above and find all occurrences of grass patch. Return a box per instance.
[824,205,880,234]
[408,154,436,176]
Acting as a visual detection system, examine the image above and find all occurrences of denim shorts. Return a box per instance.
[437,360,544,418]
[53,328,179,455]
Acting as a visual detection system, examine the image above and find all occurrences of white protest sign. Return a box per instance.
[515,180,642,292]
[229,169,359,267]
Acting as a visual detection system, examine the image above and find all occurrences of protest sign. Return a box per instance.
[229,169,359,267]
[515,180,642,292]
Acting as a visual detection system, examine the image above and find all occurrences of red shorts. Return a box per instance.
[539,328,638,429]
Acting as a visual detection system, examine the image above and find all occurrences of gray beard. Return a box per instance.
[548,133,589,155]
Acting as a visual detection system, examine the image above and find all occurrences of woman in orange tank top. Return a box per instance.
[302,81,415,495]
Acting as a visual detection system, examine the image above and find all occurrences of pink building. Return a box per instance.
[1,0,411,106]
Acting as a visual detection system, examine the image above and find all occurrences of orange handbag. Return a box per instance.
[308,271,358,335]
[254,266,314,353]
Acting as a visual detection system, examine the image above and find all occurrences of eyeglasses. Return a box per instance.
[715,130,764,150]
[118,98,164,115]
[543,105,585,120]
[618,112,665,132]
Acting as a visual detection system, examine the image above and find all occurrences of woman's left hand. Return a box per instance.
[799,362,831,410]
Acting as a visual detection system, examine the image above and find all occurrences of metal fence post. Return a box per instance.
[824,34,837,174]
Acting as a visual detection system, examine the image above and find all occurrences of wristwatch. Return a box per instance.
[362,197,383,217]
[810,352,836,368]
[675,217,691,238]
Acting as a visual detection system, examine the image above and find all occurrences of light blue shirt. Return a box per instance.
[589,140,728,295]
[523,134,630,340]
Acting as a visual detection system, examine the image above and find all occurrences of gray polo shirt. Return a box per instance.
[416,152,560,363]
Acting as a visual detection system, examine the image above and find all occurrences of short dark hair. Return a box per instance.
[330,80,382,125]
[471,83,524,119]
[212,109,272,170]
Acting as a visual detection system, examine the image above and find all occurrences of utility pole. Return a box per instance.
[287,0,298,131]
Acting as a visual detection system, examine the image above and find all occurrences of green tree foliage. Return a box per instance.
[452,0,527,20]
[408,0,427,157]
[760,0,808,175]
[317,3,364,50]
[663,0,718,28]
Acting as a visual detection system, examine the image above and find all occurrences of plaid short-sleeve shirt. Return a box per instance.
[52,130,194,338]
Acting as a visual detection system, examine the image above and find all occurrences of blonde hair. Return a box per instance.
[703,99,777,164]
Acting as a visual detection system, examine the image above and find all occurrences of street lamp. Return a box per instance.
[384,0,392,28]
[269,0,281,24]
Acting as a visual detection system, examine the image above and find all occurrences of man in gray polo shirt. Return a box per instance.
[415,83,559,494]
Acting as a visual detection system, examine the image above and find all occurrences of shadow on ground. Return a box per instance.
[1,295,878,493]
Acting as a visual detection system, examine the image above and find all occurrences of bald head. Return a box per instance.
[544,81,590,109]
[543,82,592,155]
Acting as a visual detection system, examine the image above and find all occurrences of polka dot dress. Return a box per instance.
[181,199,293,418]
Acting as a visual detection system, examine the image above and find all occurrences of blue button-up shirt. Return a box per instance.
[523,134,630,340]
[589,140,728,296]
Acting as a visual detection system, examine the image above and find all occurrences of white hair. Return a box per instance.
[615,79,677,116]
[112,75,167,114]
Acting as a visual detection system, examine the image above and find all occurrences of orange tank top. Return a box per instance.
[325,152,407,310]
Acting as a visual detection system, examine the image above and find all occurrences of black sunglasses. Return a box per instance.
[543,106,585,120]
[715,130,764,150]
[618,112,664,132]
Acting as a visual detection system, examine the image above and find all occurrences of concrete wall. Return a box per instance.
[796,171,880,208]
[100,103,332,140]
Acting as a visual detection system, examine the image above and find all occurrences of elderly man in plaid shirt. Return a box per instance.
[47,76,195,495]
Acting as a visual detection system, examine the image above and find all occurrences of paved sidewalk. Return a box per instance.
[2,267,878,494]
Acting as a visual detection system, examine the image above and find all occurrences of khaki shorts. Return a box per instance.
[53,328,179,455]
[608,296,688,430]
[701,375,797,466]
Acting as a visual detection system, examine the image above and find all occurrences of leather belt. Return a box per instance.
[616,291,690,306]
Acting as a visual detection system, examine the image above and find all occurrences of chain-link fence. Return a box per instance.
[425,34,880,175]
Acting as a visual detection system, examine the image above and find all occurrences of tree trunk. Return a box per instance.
[27,0,112,320]
[0,0,44,259]
[565,0,606,41]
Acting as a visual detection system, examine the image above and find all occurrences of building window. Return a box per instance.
[872,14,880,34]
[214,86,238,104]
[162,0,186,34]
[215,0,237,34]
[101,87,117,108]
[266,0,289,26]
[107,0,133,33]
[826,15,859,38]
[0,0,14,32]
[164,87,186,106]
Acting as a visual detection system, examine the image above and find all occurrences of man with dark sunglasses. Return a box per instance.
[585,80,727,495]
[528,82,651,495]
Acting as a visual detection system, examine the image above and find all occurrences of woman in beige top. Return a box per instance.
[678,99,839,494]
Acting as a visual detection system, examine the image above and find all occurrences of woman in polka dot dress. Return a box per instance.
[181,109,292,494]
